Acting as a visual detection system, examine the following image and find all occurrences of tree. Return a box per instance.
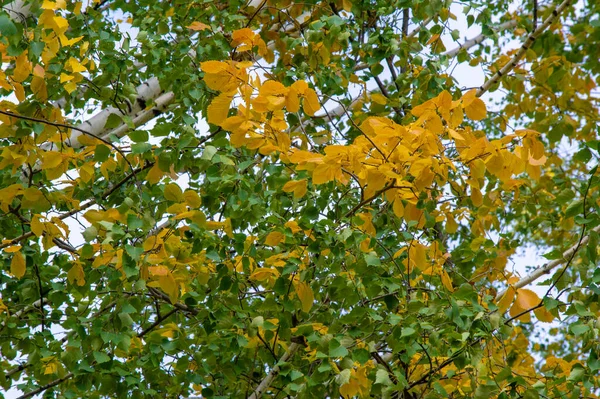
[1,0,599,398]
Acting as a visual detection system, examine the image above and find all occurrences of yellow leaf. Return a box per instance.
[408,241,427,270]
[146,162,165,185]
[465,97,487,120]
[286,89,300,113]
[260,80,287,96]
[447,128,464,141]
[205,221,223,230]
[426,33,441,45]
[445,213,458,234]
[533,306,554,323]
[60,73,75,83]
[509,288,540,323]
[357,213,376,236]
[223,218,233,238]
[201,61,241,93]
[31,76,48,101]
[67,263,85,286]
[41,0,58,9]
[4,245,22,253]
[13,52,32,83]
[304,88,320,116]
[441,270,454,292]
[295,281,314,312]
[200,60,229,74]
[207,92,234,126]
[470,187,483,207]
[515,288,540,310]
[148,266,169,276]
[183,190,201,208]
[312,162,340,185]
[392,199,404,218]
[434,90,453,119]
[63,81,77,94]
[31,215,45,237]
[250,267,280,282]
[12,81,25,102]
[83,209,104,223]
[11,251,26,279]
[462,90,487,120]
[282,179,308,198]
[497,289,515,315]
[284,220,302,234]
[360,237,371,252]
[528,150,547,166]
[371,93,387,105]
[174,210,206,225]
[164,183,183,202]
[158,273,179,303]
[265,231,284,246]
[187,21,211,31]
[67,57,87,73]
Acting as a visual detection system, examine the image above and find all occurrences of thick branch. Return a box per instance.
[248,343,300,399]
[477,0,573,97]
[495,224,600,302]
[0,298,47,329]
[444,20,517,58]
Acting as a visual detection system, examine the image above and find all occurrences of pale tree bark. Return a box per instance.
[248,343,300,399]
[495,224,600,302]
[4,0,31,22]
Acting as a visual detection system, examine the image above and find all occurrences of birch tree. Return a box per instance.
[1,0,600,398]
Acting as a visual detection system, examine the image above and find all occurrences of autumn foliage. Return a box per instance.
[1,0,600,398]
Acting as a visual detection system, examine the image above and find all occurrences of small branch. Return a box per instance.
[256,331,279,362]
[17,372,74,399]
[0,163,152,250]
[344,185,413,219]
[147,287,199,315]
[533,0,538,30]
[138,307,178,337]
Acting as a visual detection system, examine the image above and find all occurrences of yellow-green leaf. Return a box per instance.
[11,251,26,279]
[296,281,314,312]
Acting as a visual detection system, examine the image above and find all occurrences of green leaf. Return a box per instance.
[401,327,416,337]
[570,324,589,336]
[329,340,349,358]
[94,144,111,162]
[375,369,392,386]
[0,15,17,36]
[93,351,111,364]
[131,142,152,154]
[565,200,583,218]
[129,130,149,143]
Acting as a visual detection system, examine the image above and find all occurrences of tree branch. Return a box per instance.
[477,0,573,97]
[17,372,74,399]
[248,343,300,399]
[0,163,152,250]
[444,20,518,58]
[494,224,600,302]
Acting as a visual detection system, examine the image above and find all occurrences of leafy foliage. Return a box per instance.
[1,0,600,398]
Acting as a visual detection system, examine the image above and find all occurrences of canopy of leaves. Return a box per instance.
[1,0,600,398]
